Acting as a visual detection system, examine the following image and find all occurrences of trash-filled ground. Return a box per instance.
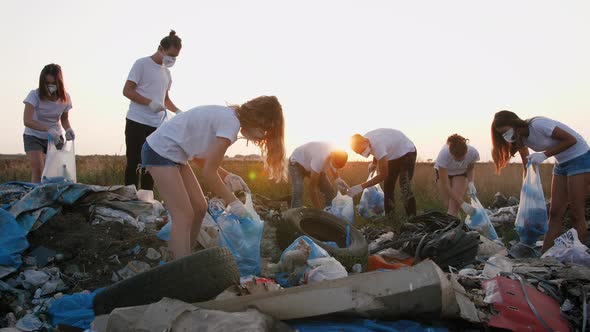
[1,181,590,331]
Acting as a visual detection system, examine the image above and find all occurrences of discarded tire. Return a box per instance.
[277,208,368,271]
[93,247,239,315]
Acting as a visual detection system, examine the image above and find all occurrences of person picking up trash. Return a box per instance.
[289,142,349,209]
[123,30,183,192]
[22,64,75,183]
[434,134,480,217]
[491,110,590,252]
[348,128,417,217]
[141,96,287,259]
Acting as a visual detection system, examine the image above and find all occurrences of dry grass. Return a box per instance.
[1,155,553,211]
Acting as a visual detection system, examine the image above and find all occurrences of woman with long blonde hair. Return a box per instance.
[142,95,286,259]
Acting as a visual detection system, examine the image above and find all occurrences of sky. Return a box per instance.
[1,0,589,162]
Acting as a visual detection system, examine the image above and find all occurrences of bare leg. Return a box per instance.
[566,172,590,244]
[26,151,45,183]
[542,174,568,252]
[178,164,208,247]
[148,165,195,259]
[436,180,451,212]
[448,176,468,217]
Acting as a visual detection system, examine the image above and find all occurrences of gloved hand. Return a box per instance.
[347,185,363,197]
[468,182,477,197]
[224,173,251,193]
[527,152,547,166]
[148,100,166,113]
[228,199,250,218]
[47,128,64,148]
[461,202,476,216]
[335,178,349,191]
[65,128,75,141]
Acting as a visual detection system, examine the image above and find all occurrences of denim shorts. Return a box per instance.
[141,142,178,167]
[553,150,590,176]
[23,134,48,154]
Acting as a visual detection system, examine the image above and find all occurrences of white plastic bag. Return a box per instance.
[465,196,498,241]
[514,164,547,245]
[357,172,384,220]
[305,257,348,284]
[326,192,354,224]
[42,139,76,183]
[541,228,590,266]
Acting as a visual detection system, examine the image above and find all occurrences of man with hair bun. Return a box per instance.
[122,30,183,191]
[434,134,480,217]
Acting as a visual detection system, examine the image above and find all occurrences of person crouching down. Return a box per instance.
[288,142,349,209]
[434,134,480,217]
[142,96,286,259]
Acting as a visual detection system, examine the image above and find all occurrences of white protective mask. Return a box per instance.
[360,146,371,158]
[243,127,265,141]
[162,53,176,68]
[47,84,57,94]
[502,129,516,143]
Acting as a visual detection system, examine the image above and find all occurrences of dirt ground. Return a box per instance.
[26,210,167,292]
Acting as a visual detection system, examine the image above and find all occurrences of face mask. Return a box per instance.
[328,161,338,173]
[47,84,57,94]
[243,127,265,141]
[502,129,516,143]
[163,55,176,68]
[360,146,371,158]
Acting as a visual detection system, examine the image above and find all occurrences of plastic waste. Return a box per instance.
[325,192,354,247]
[482,255,513,278]
[41,138,76,183]
[357,173,385,220]
[465,195,498,241]
[275,236,330,287]
[114,260,151,281]
[145,247,161,260]
[305,257,348,284]
[16,313,45,331]
[22,270,50,288]
[49,289,100,330]
[514,164,548,245]
[541,228,590,266]
[213,193,263,277]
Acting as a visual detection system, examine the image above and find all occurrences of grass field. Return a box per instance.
[1,155,554,213]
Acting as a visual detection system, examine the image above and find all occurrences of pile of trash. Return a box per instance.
[1,177,590,331]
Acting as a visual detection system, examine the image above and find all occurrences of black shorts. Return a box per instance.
[434,169,467,182]
[23,134,48,154]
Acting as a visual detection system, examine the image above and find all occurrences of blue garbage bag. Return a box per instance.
[0,208,29,268]
[515,164,548,245]
[212,194,263,277]
[357,173,384,220]
[49,289,102,330]
[465,196,498,241]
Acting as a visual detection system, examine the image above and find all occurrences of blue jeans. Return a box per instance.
[553,150,590,176]
[141,142,178,167]
[289,161,336,208]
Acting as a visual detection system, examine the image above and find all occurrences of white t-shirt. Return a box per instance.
[364,128,416,161]
[434,145,480,175]
[125,56,172,128]
[23,89,72,139]
[523,117,589,164]
[289,142,335,173]
[146,106,240,164]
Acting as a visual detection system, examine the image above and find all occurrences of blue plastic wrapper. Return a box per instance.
[275,236,330,287]
[515,164,548,245]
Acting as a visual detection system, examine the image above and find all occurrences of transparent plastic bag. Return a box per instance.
[326,192,354,224]
[541,228,590,266]
[42,138,76,183]
[213,194,263,277]
[465,196,498,240]
[357,173,384,220]
[514,164,548,245]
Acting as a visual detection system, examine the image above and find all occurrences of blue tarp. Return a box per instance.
[289,319,448,332]
[0,208,29,268]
